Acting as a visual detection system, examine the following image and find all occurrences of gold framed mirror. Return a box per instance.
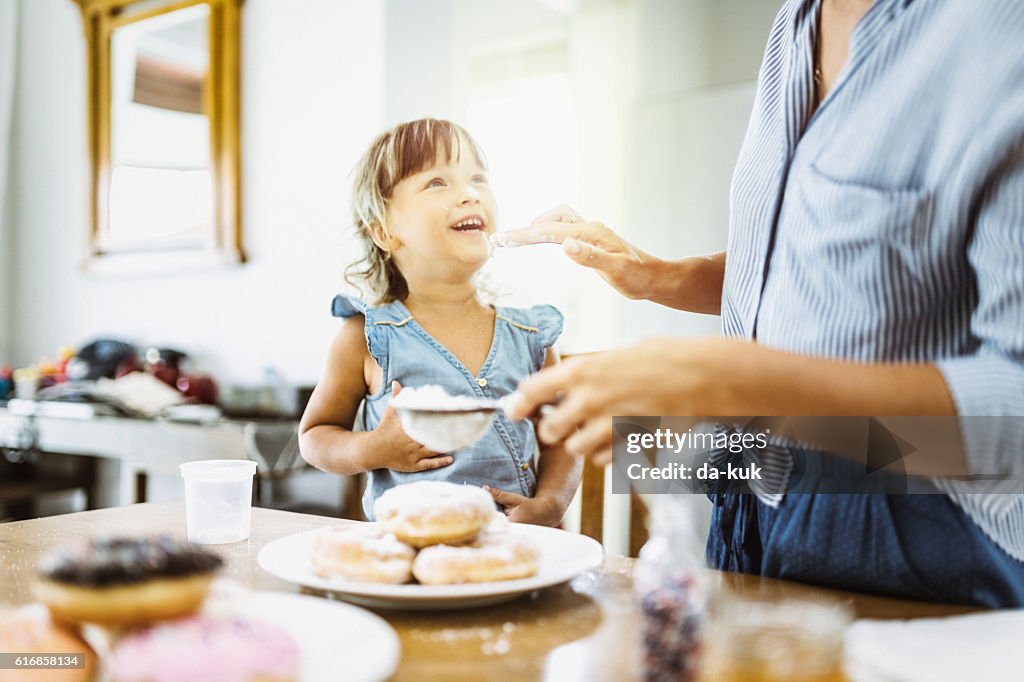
[74,0,244,271]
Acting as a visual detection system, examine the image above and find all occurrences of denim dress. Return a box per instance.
[331,294,563,519]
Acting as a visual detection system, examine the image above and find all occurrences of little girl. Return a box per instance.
[299,118,581,524]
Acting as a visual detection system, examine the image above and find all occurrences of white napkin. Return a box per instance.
[95,372,185,417]
[843,610,1024,681]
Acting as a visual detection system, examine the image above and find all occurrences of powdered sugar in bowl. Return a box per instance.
[389,385,504,452]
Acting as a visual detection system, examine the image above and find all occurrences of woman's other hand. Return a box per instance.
[491,204,658,300]
[505,338,751,465]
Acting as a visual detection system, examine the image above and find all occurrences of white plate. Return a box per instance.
[216,590,400,682]
[258,523,605,610]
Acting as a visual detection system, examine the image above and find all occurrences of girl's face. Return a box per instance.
[384,143,496,277]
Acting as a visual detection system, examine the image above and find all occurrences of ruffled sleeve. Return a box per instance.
[496,304,564,372]
[529,304,564,350]
[330,294,389,382]
[331,293,366,319]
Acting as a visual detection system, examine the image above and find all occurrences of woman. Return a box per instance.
[495,0,1024,607]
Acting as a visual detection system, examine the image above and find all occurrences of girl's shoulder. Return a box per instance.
[493,303,564,348]
[331,293,410,326]
[330,294,409,377]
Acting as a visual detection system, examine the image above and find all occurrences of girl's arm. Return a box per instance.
[485,348,583,526]
[299,316,452,475]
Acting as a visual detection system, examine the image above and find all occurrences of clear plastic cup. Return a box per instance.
[180,459,258,544]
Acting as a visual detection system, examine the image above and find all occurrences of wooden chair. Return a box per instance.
[579,458,649,557]
[553,352,650,555]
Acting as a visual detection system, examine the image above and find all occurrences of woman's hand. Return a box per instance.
[483,486,562,526]
[491,204,658,300]
[367,382,454,472]
[505,338,753,465]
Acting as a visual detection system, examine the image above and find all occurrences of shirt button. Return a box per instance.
[477,378,488,387]
[521,463,529,471]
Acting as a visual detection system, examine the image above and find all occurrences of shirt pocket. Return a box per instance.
[785,163,935,284]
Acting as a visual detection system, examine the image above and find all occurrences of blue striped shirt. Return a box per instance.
[722,0,1024,559]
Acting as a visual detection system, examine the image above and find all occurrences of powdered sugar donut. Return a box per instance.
[411,532,540,584]
[373,481,495,548]
[309,524,415,584]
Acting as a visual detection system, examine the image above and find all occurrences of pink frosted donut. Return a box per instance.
[108,615,300,682]
[309,524,415,584]
[373,481,496,548]
[412,532,540,585]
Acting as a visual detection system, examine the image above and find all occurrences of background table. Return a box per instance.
[0,502,980,681]
[0,406,310,515]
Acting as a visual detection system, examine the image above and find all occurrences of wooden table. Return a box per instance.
[0,502,980,681]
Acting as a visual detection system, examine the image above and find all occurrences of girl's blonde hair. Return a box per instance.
[346,118,488,304]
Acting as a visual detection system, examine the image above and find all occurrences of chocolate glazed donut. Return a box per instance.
[34,535,223,625]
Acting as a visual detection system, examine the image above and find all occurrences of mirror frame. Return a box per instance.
[73,0,245,272]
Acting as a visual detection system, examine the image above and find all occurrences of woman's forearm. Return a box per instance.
[732,344,956,416]
[643,251,726,314]
[721,344,964,476]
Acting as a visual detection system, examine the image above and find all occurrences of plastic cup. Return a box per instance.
[180,460,258,544]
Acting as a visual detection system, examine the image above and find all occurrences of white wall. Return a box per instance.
[603,0,781,551]
[618,0,781,342]
[0,0,17,367]
[9,0,385,386]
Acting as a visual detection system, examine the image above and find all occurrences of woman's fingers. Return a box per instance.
[592,447,613,467]
[491,202,596,247]
[491,220,584,248]
[562,237,614,270]
[536,390,602,444]
[505,360,579,420]
[564,418,613,460]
